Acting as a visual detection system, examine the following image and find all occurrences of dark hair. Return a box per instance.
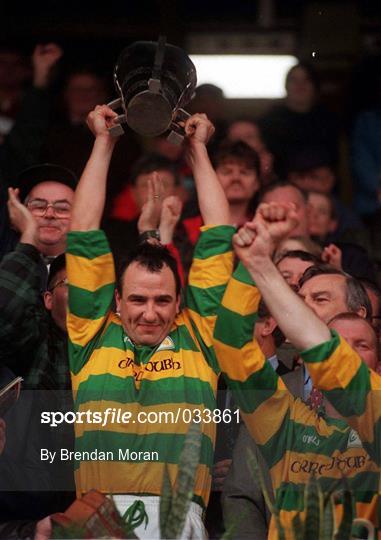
[211,140,261,177]
[130,153,180,186]
[116,242,181,297]
[359,279,381,317]
[259,180,308,203]
[257,298,285,348]
[276,249,321,266]
[285,62,320,92]
[298,265,372,319]
[47,254,66,291]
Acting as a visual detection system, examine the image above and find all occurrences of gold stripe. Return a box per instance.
[68,312,112,348]
[214,338,266,383]
[269,448,377,489]
[189,251,233,289]
[222,277,261,316]
[74,401,217,440]
[71,345,218,391]
[75,461,211,505]
[307,337,361,390]
[184,310,216,348]
[241,389,293,446]
[67,252,115,292]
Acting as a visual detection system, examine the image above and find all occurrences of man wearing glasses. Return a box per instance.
[18,163,76,265]
[0,183,76,524]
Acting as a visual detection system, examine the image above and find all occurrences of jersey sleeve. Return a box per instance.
[66,230,116,374]
[184,225,235,371]
[213,262,294,469]
[300,331,381,464]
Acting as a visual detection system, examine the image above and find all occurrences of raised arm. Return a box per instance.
[184,113,230,225]
[0,189,43,364]
[70,105,119,231]
[234,203,381,463]
[234,203,331,351]
[213,260,294,469]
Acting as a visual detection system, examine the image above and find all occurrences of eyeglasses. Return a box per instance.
[27,199,72,218]
[49,277,68,292]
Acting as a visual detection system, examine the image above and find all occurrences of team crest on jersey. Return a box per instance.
[347,429,362,449]
[157,336,175,351]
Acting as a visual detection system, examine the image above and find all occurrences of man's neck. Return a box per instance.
[285,98,314,114]
[228,201,252,227]
[38,242,66,258]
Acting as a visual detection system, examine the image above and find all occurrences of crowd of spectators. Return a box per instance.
[0,42,380,539]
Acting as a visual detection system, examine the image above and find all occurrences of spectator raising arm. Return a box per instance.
[233,203,331,350]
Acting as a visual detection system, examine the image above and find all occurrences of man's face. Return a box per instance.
[43,268,68,332]
[286,66,316,107]
[131,170,176,211]
[329,318,378,371]
[261,186,309,236]
[115,262,180,346]
[289,166,335,194]
[27,181,74,254]
[299,274,348,323]
[277,257,314,288]
[228,122,263,152]
[307,192,337,238]
[64,73,106,121]
[216,159,259,204]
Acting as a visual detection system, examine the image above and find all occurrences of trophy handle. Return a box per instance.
[167,108,191,145]
[106,98,127,137]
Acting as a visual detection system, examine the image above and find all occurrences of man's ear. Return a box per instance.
[115,289,122,315]
[356,305,367,319]
[262,316,278,337]
[43,291,53,312]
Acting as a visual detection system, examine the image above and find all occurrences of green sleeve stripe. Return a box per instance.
[189,321,220,373]
[173,324,202,352]
[74,374,216,410]
[69,340,101,375]
[213,305,257,348]
[300,329,340,364]
[322,373,370,418]
[223,364,279,414]
[233,262,256,285]
[186,284,227,317]
[69,283,115,320]
[256,409,291,467]
[74,431,214,470]
[367,417,381,465]
[193,226,235,260]
[67,230,111,259]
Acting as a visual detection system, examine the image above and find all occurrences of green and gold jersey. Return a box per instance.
[300,328,381,468]
[66,225,235,508]
[213,264,380,538]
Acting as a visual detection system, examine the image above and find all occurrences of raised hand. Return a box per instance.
[86,104,119,140]
[322,243,342,270]
[184,113,215,148]
[137,173,164,234]
[159,195,183,244]
[233,202,299,268]
[7,188,38,244]
[33,43,63,88]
